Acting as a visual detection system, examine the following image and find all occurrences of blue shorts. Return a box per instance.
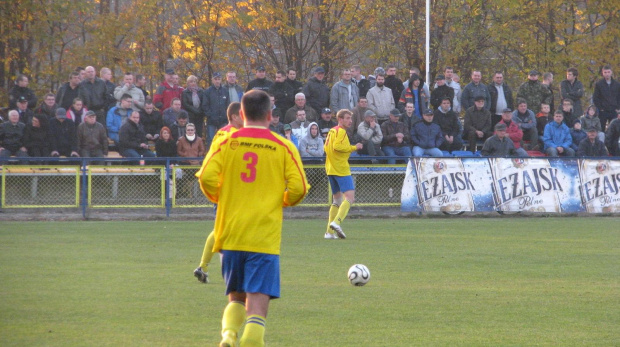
[221,250,281,298]
[328,175,355,195]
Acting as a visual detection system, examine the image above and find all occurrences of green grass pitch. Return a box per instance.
[1,218,619,346]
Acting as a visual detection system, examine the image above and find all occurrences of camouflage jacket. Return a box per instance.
[516,80,552,114]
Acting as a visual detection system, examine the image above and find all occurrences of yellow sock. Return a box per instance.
[221,301,246,344]
[239,315,266,347]
[334,199,351,225]
[199,230,216,270]
[326,204,339,233]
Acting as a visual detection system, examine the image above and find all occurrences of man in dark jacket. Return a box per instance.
[385,65,404,109]
[35,93,59,120]
[118,111,155,158]
[78,66,108,126]
[411,109,444,157]
[461,70,491,111]
[56,71,82,110]
[202,72,230,149]
[578,127,608,157]
[0,110,29,160]
[434,97,463,152]
[8,75,37,110]
[245,66,273,92]
[464,96,492,152]
[269,70,296,112]
[488,71,514,128]
[49,108,79,158]
[430,74,455,110]
[560,67,584,117]
[140,101,163,141]
[23,114,50,158]
[604,111,620,156]
[303,66,330,115]
[381,109,412,164]
[15,96,34,125]
[593,65,620,132]
[351,65,371,98]
[481,123,525,157]
[77,111,108,161]
[182,75,204,137]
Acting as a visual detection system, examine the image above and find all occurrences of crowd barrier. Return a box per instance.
[0,156,406,218]
[401,157,620,213]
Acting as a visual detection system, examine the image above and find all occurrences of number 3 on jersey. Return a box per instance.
[241,152,258,183]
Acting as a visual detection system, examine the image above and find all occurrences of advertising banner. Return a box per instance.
[401,157,620,214]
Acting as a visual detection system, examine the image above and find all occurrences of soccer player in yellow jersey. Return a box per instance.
[324,109,363,239]
[198,90,309,347]
[193,102,243,284]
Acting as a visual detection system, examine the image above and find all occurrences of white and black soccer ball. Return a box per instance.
[347,264,370,286]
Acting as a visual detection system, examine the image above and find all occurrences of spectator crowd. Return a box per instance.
[2,63,620,163]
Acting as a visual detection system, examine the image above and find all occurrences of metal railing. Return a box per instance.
[0,156,408,217]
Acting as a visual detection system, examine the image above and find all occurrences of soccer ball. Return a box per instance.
[347,264,370,286]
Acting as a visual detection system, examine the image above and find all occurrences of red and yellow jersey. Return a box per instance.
[324,125,357,176]
[197,126,309,255]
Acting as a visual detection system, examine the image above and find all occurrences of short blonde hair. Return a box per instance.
[336,109,352,119]
[187,75,198,84]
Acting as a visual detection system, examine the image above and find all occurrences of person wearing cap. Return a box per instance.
[330,68,359,114]
[35,93,59,120]
[118,111,155,159]
[0,110,29,161]
[381,108,412,164]
[317,108,337,139]
[570,119,587,151]
[593,65,620,132]
[202,72,230,149]
[268,109,285,135]
[517,69,552,114]
[282,123,299,149]
[181,75,205,138]
[543,110,575,157]
[578,126,609,157]
[366,73,395,123]
[430,74,454,110]
[604,110,620,156]
[49,107,79,158]
[8,74,37,110]
[357,109,384,160]
[245,65,273,92]
[464,95,492,152]
[434,97,463,152]
[324,109,364,239]
[78,66,108,125]
[15,95,34,125]
[23,113,50,159]
[107,94,134,144]
[113,72,145,112]
[269,70,296,112]
[480,123,525,157]
[411,109,444,157]
[77,110,108,162]
[460,70,491,112]
[284,93,318,124]
[398,73,426,119]
[489,71,514,128]
[511,98,539,150]
[303,66,330,115]
[153,68,184,112]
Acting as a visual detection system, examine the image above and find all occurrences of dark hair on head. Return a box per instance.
[567,67,578,77]
[145,100,154,106]
[516,98,527,106]
[554,109,564,115]
[16,74,28,83]
[276,70,286,76]
[125,72,133,76]
[75,67,85,72]
[562,98,573,105]
[136,74,144,80]
[408,73,421,86]
[171,97,181,104]
[444,66,453,71]
[441,97,451,102]
[227,102,241,122]
[286,67,296,73]
[70,71,80,78]
[386,64,396,69]
[45,92,55,99]
[494,71,503,76]
[121,94,133,101]
[602,64,612,72]
[241,90,271,121]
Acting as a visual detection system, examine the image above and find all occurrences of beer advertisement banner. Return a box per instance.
[401,158,619,213]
